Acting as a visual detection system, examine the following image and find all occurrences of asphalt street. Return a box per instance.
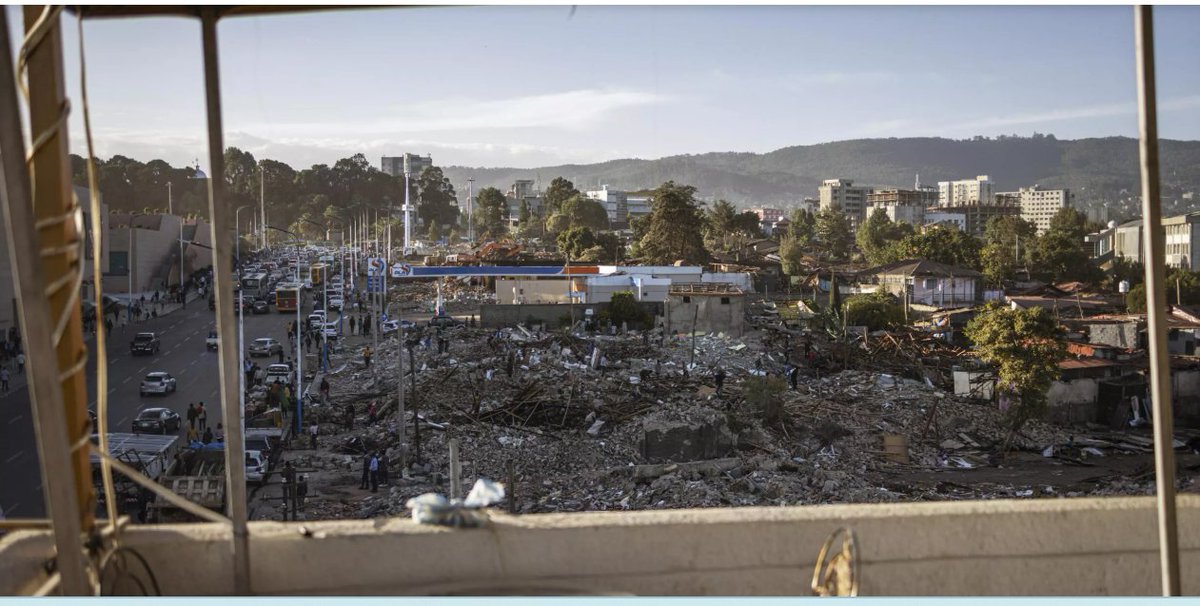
[0,295,316,518]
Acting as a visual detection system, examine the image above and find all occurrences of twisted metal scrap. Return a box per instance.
[811,527,859,597]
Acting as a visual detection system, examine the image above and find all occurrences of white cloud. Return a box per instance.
[943,95,1200,132]
[244,88,668,137]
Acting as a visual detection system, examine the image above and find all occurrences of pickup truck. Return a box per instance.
[130,332,161,356]
[264,363,293,386]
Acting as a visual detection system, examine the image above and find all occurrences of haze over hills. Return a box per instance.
[440,136,1200,215]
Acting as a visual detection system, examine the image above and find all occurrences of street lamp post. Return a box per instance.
[303,218,331,372]
[126,211,145,323]
[235,205,252,271]
[269,225,304,437]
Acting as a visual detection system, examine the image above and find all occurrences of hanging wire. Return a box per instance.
[75,8,119,543]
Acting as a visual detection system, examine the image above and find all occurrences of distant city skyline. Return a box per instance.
[8,5,1200,170]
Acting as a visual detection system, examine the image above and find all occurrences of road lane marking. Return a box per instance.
[138,366,148,373]
[5,451,23,464]
[122,377,132,384]
[5,502,17,514]
[188,360,198,368]
[119,416,128,425]
[7,414,22,424]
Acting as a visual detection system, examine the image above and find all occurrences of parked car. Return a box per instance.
[264,363,293,386]
[139,372,178,396]
[245,450,268,484]
[132,407,181,434]
[307,313,326,329]
[381,319,415,335]
[328,295,344,311]
[206,330,219,351]
[248,338,283,357]
[319,321,340,337]
[130,332,161,356]
[427,315,461,328]
[251,300,270,314]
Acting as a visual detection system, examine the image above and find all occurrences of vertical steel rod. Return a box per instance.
[1134,4,1180,596]
[201,9,251,595]
[0,9,90,594]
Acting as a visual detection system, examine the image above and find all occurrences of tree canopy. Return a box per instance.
[814,205,853,260]
[964,302,1065,439]
[636,181,709,265]
[474,187,509,238]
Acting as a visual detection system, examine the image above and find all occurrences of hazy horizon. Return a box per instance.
[8,5,1200,171]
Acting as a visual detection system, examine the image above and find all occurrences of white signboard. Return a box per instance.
[367,257,386,277]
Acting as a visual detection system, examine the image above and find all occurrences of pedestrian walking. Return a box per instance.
[0,367,9,393]
[359,454,371,489]
[320,377,330,405]
[16,353,24,374]
[197,402,208,432]
[367,401,377,426]
[296,475,308,511]
[369,453,380,492]
[349,316,356,335]
[715,367,726,397]
[186,425,198,443]
[215,422,225,442]
[363,346,372,368]
[789,364,799,390]
[309,422,319,449]
[187,403,197,430]
[277,348,285,364]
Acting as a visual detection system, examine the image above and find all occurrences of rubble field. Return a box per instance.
[251,282,1200,521]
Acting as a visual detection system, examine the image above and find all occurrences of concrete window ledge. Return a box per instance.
[1,495,1197,595]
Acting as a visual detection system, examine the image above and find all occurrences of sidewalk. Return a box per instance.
[88,291,203,343]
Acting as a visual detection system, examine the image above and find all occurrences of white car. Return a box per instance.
[320,321,340,337]
[328,296,344,310]
[381,319,415,335]
[139,372,177,396]
[264,363,293,386]
[307,313,326,329]
[245,450,267,484]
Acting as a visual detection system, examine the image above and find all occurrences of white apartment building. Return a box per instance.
[586,186,629,226]
[380,153,433,178]
[818,179,874,228]
[998,186,1072,235]
[1163,213,1200,269]
[938,175,994,207]
[924,211,968,232]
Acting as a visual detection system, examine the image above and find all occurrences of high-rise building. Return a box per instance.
[752,207,784,223]
[998,186,1072,235]
[865,188,938,226]
[938,175,994,207]
[380,153,433,177]
[586,186,628,227]
[818,179,874,228]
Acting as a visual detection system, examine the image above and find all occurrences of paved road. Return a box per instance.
[0,296,314,518]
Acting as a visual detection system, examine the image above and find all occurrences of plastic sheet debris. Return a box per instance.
[406,479,506,527]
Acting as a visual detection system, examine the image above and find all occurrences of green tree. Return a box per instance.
[517,198,532,225]
[547,194,609,234]
[600,290,651,328]
[415,166,459,231]
[815,205,854,260]
[474,187,508,238]
[979,216,1037,286]
[543,177,580,216]
[881,225,982,269]
[856,208,912,264]
[636,181,709,265]
[556,225,597,259]
[779,235,807,277]
[964,302,1066,440]
[787,208,816,247]
[844,291,905,331]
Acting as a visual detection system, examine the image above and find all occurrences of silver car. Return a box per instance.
[248,337,282,357]
[139,372,177,397]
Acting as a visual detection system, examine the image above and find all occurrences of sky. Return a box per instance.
[8,5,1200,171]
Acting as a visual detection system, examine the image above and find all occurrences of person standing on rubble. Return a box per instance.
[715,367,726,397]
[320,377,330,405]
[788,363,799,390]
[378,452,390,486]
[349,316,356,335]
[344,404,354,430]
[363,346,372,368]
[309,421,319,449]
[359,453,371,490]
[369,452,380,493]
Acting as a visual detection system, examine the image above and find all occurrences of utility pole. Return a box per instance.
[260,162,266,250]
[403,171,412,254]
[467,177,475,244]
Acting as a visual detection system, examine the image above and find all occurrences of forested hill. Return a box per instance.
[440,136,1200,212]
